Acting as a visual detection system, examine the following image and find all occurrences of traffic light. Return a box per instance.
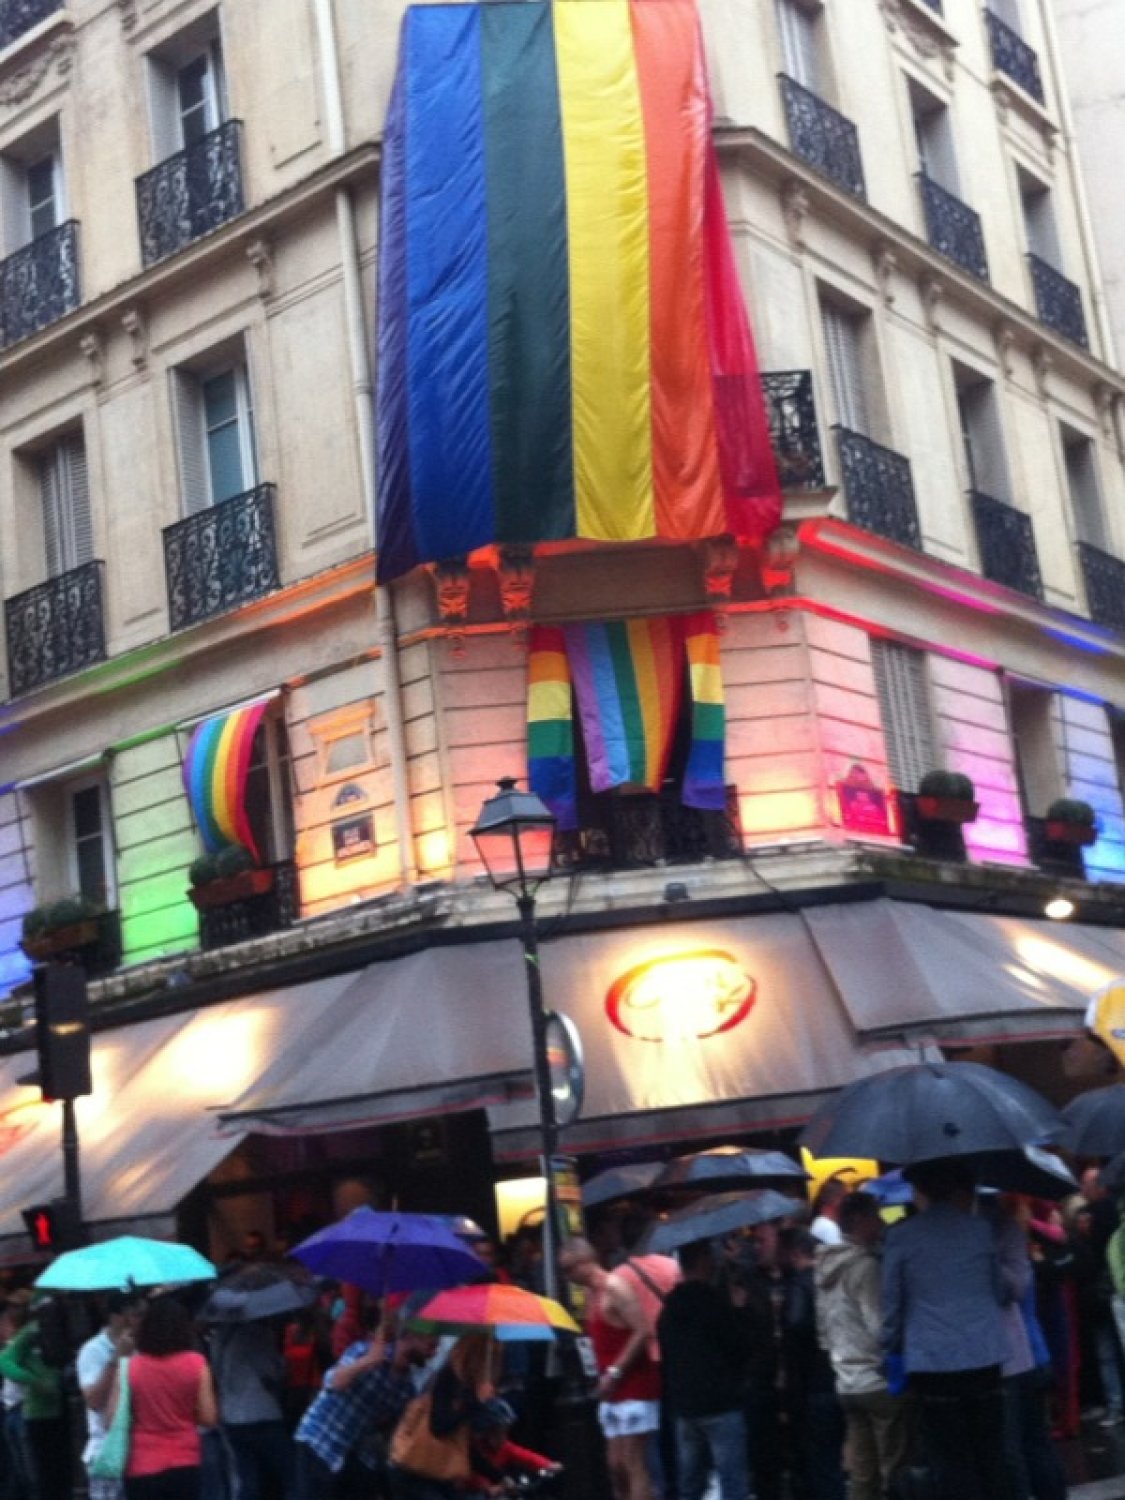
[22,1199,83,1254]
[33,964,91,1101]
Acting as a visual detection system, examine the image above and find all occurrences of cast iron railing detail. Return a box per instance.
[779,75,866,200]
[917,174,989,283]
[834,428,921,550]
[198,860,298,951]
[971,491,1043,601]
[0,0,61,49]
[761,370,825,490]
[4,560,105,698]
[135,119,244,267]
[0,221,80,348]
[163,483,280,632]
[984,10,1044,104]
[556,784,743,871]
[1027,253,1088,348]
[1078,542,1125,634]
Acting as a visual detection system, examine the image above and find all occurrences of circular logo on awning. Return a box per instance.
[606,950,756,1043]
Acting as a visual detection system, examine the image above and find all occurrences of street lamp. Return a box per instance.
[470,777,562,1299]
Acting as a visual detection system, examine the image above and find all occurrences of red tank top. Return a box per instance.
[126,1351,206,1477]
[588,1299,661,1402]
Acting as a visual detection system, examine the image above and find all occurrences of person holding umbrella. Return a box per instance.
[78,1292,146,1500]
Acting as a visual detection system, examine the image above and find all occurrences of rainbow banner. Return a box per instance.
[181,702,269,861]
[528,613,726,828]
[376,0,781,582]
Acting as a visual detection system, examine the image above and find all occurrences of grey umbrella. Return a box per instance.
[653,1146,807,1194]
[646,1190,803,1253]
[581,1163,664,1209]
[1060,1085,1125,1159]
[202,1263,318,1323]
[800,1062,1061,1166]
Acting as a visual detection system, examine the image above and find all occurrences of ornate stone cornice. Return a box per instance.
[0,31,73,107]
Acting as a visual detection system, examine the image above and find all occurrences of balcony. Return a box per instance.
[917,174,989,283]
[985,9,1044,105]
[778,75,866,200]
[1078,542,1125,634]
[196,859,298,952]
[971,491,1043,601]
[557,784,743,872]
[4,560,106,698]
[834,428,922,551]
[761,370,825,490]
[0,221,80,348]
[135,119,244,267]
[1027,253,1088,348]
[163,483,280,633]
[0,0,62,49]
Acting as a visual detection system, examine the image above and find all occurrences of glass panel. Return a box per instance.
[75,837,107,905]
[27,156,56,241]
[178,56,210,148]
[72,785,102,840]
[203,371,245,503]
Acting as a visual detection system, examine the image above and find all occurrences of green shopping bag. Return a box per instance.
[89,1356,132,1480]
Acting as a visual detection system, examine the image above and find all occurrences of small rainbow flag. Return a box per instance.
[376,0,781,581]
[181,702,269,861]
[528,613,725,828]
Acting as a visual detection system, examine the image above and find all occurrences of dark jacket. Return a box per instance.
[657,1280,754,1419]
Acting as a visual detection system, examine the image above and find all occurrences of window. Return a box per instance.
[1062,426,1106,550]
[871,640,936,793]
[1018,166,1060,266]
[909,80,958,194]
[68,779,113,906]
[147,20,227,162]
[243,716,295,866]
[0,122,64,254]
[991,0,1023,31]
[955,368,1010,500]
[173,357,258,514]
[39,432,92,579]
[820,300,873,436]
[776,0,822,91]
[26,155,59,242]
[1007,681,1059,817]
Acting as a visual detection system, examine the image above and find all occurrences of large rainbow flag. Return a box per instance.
[376,0,781,581]
[528,612,726,828]
[181,702,269,862]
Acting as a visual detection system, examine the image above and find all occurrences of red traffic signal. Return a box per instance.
[22,1200,83,1254]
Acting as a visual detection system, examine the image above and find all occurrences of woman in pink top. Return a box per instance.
[111,1298,218,1499]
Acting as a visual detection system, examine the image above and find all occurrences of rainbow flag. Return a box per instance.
[181,702,269,861]
[376,0,781,582]
[528,613,725,828]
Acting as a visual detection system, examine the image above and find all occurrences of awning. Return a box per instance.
[802,899,1115,1043]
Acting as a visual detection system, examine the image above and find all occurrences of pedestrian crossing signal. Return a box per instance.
[22,1200,83,1254]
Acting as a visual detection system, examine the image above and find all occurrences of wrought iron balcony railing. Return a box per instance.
[985,9,1045,105]
[4,560,106,698]
[0,220,80,348]
[197,859,298,951]
[1027,253,1088,348]
[556,784,743,872]
[917,174,989,283]
[0,0,61,48]
[135,119,244,267]
[1078,541,1125,634]
[970,491,1043,601]
[164,483,280,632]
[761,370,825,490]
[834,428,922,551]
[779,75,866,201]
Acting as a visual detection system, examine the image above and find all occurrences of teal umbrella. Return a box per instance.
[35,1236,217,1292]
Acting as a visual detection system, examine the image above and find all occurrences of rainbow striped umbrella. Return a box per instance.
[408,1283,580,1342]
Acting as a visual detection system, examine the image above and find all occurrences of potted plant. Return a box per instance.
[915,770,979,825]
[1045,797,1098,847]
[20,895,106,961]
[187,844,275,910]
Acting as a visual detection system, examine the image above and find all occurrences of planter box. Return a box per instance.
[21,919,100,961]
[189,867,276,910]
[916,796,979,825]
[1045,820,1097,847]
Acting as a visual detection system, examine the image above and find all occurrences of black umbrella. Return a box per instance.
[800,1062,1061,1167]
[653,1146,807,1194]
[201,1263,318,1324]
[646,1190,803,1254]
[581,1163,664,1209]
[1060,1085,1125,1158]
[1099,1152,1125,1195]
[966,1147,1077,1201]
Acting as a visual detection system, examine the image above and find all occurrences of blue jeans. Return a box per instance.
[675,1409,753,1500]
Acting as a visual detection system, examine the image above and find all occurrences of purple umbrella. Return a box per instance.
[291,1208,485,1297]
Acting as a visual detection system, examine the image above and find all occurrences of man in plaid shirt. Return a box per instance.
[296,1327,436,1499]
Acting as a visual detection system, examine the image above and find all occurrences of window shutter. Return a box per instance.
[821,303,870,436]
[1065,437,1106,550]
[871,640,936,794]
[63,434,93,567]
[776,0,819,90]
[174,370,211,514]
[146,56,180,163]
[0,157,30,254]
[39,449,63,578]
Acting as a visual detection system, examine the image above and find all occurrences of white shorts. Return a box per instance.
[598,1398,661,1439]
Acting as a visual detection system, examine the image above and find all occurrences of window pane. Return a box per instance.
[203,370,236,426]
[72,785,102,840]
[178,56,209,145]
[75,837,107,905]
[207,423,244,502]
[27,156,56,240]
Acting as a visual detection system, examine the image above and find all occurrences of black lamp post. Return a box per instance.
[469,777,563,1301]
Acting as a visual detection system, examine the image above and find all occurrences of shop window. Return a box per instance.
[243,716,295,866]
[871,639,936,794]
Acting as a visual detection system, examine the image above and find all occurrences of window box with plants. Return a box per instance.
[20,898,122,974]
[915,770,979,825]
[187,845,276,909]
[1044,798,1098,847]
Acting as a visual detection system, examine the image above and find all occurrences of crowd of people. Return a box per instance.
[0,1162,1123,1499]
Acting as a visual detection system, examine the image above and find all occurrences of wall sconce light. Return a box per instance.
[1044,895,1076,922]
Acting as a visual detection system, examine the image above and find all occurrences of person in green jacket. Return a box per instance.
[0,1309,69,1498]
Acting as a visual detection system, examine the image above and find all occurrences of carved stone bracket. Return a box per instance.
[1031,342,1053,402]
[117,0,137,31]
[700,534,739,619]
[429,557,471,656]
[1094,383,1123,457]
[761,524,800,597]
[920,273,944,335]
[0,32,74,107]
[121,307,148,369]
[781,179,810,253]
[497,545,536,642]
[873,241,898,307]
[79,330,103,389]
[246,238,274,301]
[993,319,1018,380]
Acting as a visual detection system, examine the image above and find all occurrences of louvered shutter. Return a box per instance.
[776,0,819,90]
[821,303,870,436]
[146,56,180,164]
[871,640,936,794]
[174,369,211,514]
[62,434,93,567]
[39,448,63,578]
[0,158,30,254]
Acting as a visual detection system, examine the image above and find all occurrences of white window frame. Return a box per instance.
[243,715,294,866]
[39,431,92,580]
[909,81,959,196]
[820,299,873,438]
[1061,426,1106,551]
[955,370,1011,502]
[173,356,259,516]
[776,0,821,92]
[146,26,227,165]
[176,41,226,149]
[871,639,938,794]
[64,774,116,908]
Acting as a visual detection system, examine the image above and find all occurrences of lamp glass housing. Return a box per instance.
[470,778,558,895]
